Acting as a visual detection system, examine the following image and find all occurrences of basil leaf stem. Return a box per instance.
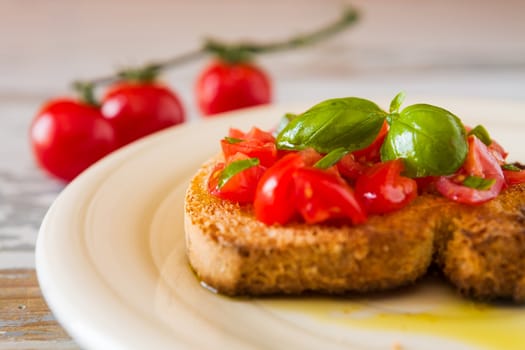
[274,113,299,136]
[218,158,259,189]
[389,91,406,114]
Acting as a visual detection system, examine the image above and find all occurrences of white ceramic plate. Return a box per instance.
[36,97,525,350]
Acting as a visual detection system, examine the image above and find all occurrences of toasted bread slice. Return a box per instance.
[185,157,525,301]
[433,183,525,302]
[185,158,439,296]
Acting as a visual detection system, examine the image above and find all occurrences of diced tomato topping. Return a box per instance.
[503,169,525,185]
[209,121,519,227]
[352,120,389,162]
[415,176,437,194]
[354,159,418,214]
[294,167,367,224]
[336,153,369,181]
[436,135,505,204]
[208,153,266,203]
[221,127,278,167]
[488,140,508,165]
[254,152,305,225]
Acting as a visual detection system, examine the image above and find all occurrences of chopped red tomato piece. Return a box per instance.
[208,153,266,203]
[336,153,369,181]
[353,120,389,162]
[436,135,504,204]
[488,140,508,165]
[294,167,367,224]
[221,127,277,167]
[354,159,418,214]
[254,152,305,225]
[503,169,525,185]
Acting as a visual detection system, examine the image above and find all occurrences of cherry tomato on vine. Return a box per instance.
[30,99,117,182]
[196,60,272,116]
[101,82,185,147]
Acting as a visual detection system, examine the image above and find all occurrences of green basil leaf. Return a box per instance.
[389,91,406,114]
[314,147,349,169]
[380,104,468,177]
[276,97,387,154]
[502,163,522,171]
[218,158,259,189]
[463,176,496,190]
[224,136,243,144]
[274,113,299,136]
[468,125,492,146]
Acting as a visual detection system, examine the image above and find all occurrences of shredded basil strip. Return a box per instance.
[314,147,349,169]
[224,137,244,144]
[468,125,492,146]
[218,158,259,189]
[502,163,522,171]
[462,176,496,190]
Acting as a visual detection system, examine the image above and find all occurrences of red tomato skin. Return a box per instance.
[436,135,505,204]
[336,153,369,181]
[294,167,367,224]
[30,99,117,182]
[254,153,304,225]
[221,127,277,167]
[208,154,266,203]
[354,159,418,215]
[196,60,271,116]
[503,169,525,186]
[101,82,185,147]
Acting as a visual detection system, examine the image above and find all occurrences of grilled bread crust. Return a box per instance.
[184,158,525,301]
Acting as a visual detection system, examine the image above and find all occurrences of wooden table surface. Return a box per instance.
[1,0,524,349]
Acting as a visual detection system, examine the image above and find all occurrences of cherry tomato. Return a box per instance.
[101,82,185,147]
[354,159,418,214]
[30,99,117,182]
[294,167,367,224]
[221,127,277,167]
[353,120,389,162]
[503,169,525,185]
[208,153,266,203]
[436,135,505,204]
[196,60,271,116]
[254,153,305,225]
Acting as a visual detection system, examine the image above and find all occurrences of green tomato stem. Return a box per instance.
[71,6,358,90]
[204,7,359,62]
[73,81,99,106]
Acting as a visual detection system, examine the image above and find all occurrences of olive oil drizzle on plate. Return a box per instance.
[260,276,525,350]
